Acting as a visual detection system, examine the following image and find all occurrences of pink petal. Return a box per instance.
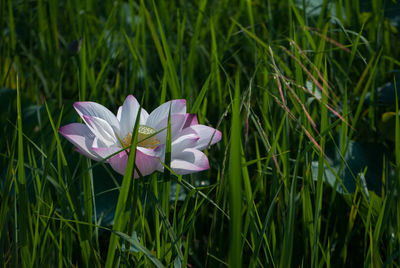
[134,147,159,178]
[74,101,120,132]
[182,114,198,129]
[103,147,159,178]
[59,123,101,161]
[146,99,186,128]
[107,151,128,175]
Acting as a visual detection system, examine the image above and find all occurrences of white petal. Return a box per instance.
[171,133,199,156]
[170,148,210,175]
[74,101,120,132]
[146,99,186,128]
[189,125,222,150]
[117,106,122,121]
[150,114,187,144]
[140,109,149,125]
[178,125,198,137]
[119,95,141,138]
[155,133,199,164]
[92,141,122,159]
[59,123,101,161]
[83,115,118,147]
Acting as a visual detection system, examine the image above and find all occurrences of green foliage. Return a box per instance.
[1,0,400,267]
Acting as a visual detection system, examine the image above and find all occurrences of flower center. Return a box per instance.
[122,125,160,149]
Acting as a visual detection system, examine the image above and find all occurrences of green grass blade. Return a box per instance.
[228,71,242,268]
[105,106,141,267]
[112,231,165,268]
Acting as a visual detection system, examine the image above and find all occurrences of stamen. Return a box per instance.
[122,132,132,148]
[121,125,160,149]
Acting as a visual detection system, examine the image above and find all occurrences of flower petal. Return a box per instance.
[117,103,149,135]
[134,147,159,178]
[59,123,101,161]
[171,133,199,156]
[168,148,210,175]
[83,115,118,147]
[92,141,121,159]
[74,101,120,132]
[140,109,149,125]
[189,125,222,150]
[146,99,186,128]
[117,106,122,121]
[119,95,141,138]
[100,146,158,178]
[151,114,187,144]
[107,151,128,175]
[155,133,200,164]
[182,114,198,129]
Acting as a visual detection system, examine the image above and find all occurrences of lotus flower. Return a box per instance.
[59,95,221,177]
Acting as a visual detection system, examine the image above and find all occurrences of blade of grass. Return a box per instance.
[161,103,172,259]
[190,74,211,114]
[228,71,242,268]
[184,0,207,96]
[104,107,142,267]
[112,231,165,268]
[16,75,32,266]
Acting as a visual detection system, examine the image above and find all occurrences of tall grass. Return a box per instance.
[1,0,400,267]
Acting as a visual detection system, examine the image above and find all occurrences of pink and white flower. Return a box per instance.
[59,95,221,177]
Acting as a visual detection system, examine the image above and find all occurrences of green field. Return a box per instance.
[1,0,400,267]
